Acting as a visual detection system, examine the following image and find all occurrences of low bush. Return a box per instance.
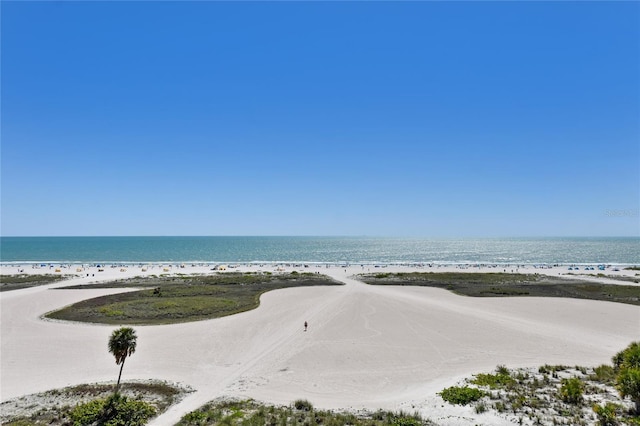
[293,399,313,411]
[176,400,432,426]
[180,410,208,425]
[538,364,570,375]
[591,364,617,385]
[471,369,515,389]
[559,377,583,404]
[70,394,156,426]
[391,416,422,426]
[70,398,105,425]
[439,386,484,405]
[616,367,640,412]
[592,402,620,426]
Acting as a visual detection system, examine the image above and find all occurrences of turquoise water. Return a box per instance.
[0,237,638,265]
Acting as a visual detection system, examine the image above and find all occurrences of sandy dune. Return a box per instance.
[1,266,639,425]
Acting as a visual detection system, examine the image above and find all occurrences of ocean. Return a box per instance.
[0,236,638,265]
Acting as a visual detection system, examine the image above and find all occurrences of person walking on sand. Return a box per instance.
[304,321,308,332]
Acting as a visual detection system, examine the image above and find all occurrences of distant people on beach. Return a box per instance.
[304,321,308,332]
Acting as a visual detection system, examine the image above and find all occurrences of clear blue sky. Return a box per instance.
[1,1,638,237]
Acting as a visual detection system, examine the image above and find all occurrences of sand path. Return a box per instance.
[1,268,639,425]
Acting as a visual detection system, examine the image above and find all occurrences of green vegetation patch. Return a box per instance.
[69,393,156,426]
[590,364,617,385]
[0,381,189,426]
[470,366,516,389]
[439,346,640,426]
[438,386,485,405]
[46,273,342,325]
[559,377,584,404]
[359,272,640,305]
[0,274,68,291]
[177,399,433,426]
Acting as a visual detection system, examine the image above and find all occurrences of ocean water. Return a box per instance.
[0,237,638,265]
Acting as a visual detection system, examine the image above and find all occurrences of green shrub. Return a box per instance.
[538,364,568,374]
[293,399,313,411]
[559,377,583,404]
[614,342,640,370]
[614,342,640,413]
[391,416,422,426]
[471,371,515,389]
[591,364,617,385]
[70,394,156,426]
[496,365,510,376]
[70,398,105,425]
[439,386,484,405]
[180,410,208,425]
[616,367,640,409]
[592,402,620,426]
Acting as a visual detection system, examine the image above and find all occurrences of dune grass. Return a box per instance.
[440,362,640,426]
[359,272,640,305]
[46,273,341,325]
[177,399,432,426]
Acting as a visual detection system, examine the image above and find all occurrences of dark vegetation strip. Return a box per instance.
[359,272,640,306]
[46,273,342,325]
[579,274,640,284]
[0,274,68,291]
[177,399,432,426]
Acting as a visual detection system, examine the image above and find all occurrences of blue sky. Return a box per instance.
[1,1,638,237]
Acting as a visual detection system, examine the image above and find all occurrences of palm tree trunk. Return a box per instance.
[115,359,125,394]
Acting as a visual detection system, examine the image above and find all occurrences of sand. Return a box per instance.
[1,263,639,425]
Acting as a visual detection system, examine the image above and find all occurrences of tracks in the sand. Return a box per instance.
[147,271,357,425]
[3,269,639,426]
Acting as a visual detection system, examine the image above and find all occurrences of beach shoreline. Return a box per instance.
[2,260,638,277]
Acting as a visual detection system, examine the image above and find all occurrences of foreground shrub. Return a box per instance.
[559,377,583,404]
[438,386,484,405]
[70,394,156,426]
[293,399,313,411]
[591,364,617,385]
[614,341,640,413]
[70,398,105,425]
[391,416,422,426]
[616,367,640,413]
[471,371,515,389]
[177,400,432,426]
[592,402,620,426]
[180,410,208,425]
[614,342,640,370]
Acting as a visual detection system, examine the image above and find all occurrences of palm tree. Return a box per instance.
[108,327,137,394]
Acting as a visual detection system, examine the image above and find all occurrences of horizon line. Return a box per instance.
[1,235,638,239]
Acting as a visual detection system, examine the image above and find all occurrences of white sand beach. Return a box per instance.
[1,264,639,425]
